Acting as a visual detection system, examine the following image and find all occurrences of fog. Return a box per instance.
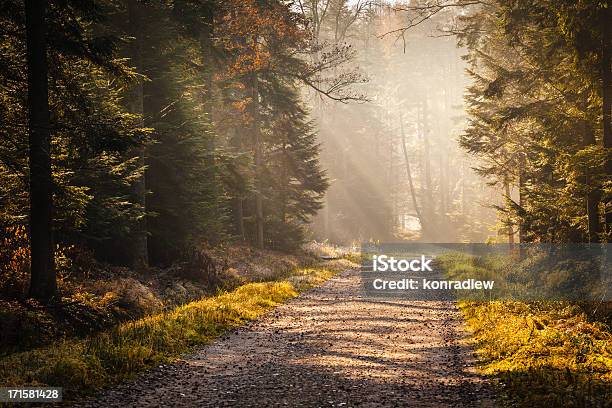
[302,2,498,244]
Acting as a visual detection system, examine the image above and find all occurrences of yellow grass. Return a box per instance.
[0,261,352,402]
[440,254,612,407]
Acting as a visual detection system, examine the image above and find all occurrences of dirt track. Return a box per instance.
[76,269,495,407]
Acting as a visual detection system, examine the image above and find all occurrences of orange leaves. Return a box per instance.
[0,225,75,289]
[215,0,308,80]
[232,99,250,113]
[223,51,272,79]
[0,225,30,277]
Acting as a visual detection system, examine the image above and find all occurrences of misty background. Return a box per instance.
[302,2,498,244]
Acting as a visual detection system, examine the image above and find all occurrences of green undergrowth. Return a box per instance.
[0,259,354,403]
[439,254,612,407]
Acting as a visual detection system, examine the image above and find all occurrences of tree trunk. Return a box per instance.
[127,0,148,270]
[419,100,435,238]
[518,156,528,258]
[227,126,245,241]
[201,2,214,106]
[585,174,602,243]
[200,1,216,181]
[421,102,433,210]
[460,164,466,214]
[25,0,56,301]
[234,197,245,240]
[400,113,425,231]
[323,195,330,239]
[504,179,515,245]
[280,141,289,227]
[518,154,527,245]
[584,119,602,243]
[602,5,612,239]
[439,155,447,216]
[250,69,264,249]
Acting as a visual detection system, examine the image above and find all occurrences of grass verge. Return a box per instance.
[439,254,612,407]
[0,259,353,403]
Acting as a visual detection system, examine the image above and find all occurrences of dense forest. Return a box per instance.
[458,0,611,244]
[0,1,610,406]
[1,0,611,299]
[0,0,368,302]
[310,0,611,246]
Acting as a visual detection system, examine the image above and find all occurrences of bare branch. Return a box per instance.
[379,0,490,41]
[294,73,368,103]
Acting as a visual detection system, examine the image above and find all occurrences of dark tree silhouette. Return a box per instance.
[24,0,56,301]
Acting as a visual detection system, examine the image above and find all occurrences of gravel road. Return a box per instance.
[76,269,495,407]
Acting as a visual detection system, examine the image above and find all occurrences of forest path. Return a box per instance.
[77,269,495,407]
